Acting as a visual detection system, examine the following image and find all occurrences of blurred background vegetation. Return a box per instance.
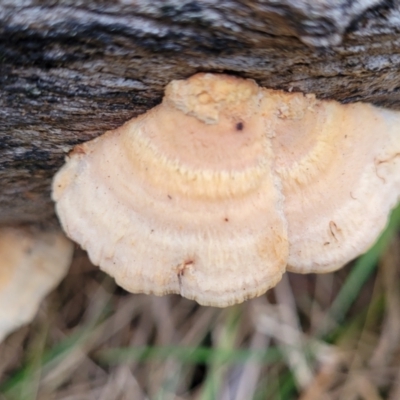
[0,204,399,400]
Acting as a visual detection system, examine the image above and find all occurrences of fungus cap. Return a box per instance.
[53,73,288,307]
[270,97,400,273]
[0,227,73,341]
[52,73,400,307]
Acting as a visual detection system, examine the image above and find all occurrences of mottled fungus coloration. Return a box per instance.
[0,227,73,341]
[52,73,400,307]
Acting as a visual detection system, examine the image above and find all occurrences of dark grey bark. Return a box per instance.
[1,0,400,225]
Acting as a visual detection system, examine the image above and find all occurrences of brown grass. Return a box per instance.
[0,221,399,399]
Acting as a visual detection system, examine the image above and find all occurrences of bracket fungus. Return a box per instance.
[0,227,73,341]
[52,73,400,307]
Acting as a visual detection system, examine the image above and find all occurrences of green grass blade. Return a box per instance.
[318,203,400,337]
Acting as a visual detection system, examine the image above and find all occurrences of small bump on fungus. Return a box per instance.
[52,73,400,307]
[0,227,73,341]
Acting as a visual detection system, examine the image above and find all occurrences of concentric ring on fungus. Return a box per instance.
[52,73,400,307]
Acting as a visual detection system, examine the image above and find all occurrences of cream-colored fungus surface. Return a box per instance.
[52,73,400,307]
[0,227,73,341]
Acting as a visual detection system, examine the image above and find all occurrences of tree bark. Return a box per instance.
[1,0,399,225]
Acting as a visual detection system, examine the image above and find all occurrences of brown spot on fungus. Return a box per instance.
[70,144,87,156]
[52,73,400,307]
[236,121,244,131]
[178,259,194,276]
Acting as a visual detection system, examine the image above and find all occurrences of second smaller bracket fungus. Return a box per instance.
[0,227,73,342]
[53,73,289,307]
[267,93,400,273]
[52,73,400,307]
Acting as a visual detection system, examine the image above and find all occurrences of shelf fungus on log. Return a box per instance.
[0,227,73,341]
[52,73,400,307]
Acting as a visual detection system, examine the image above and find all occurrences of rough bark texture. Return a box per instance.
[1,0,400,225]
